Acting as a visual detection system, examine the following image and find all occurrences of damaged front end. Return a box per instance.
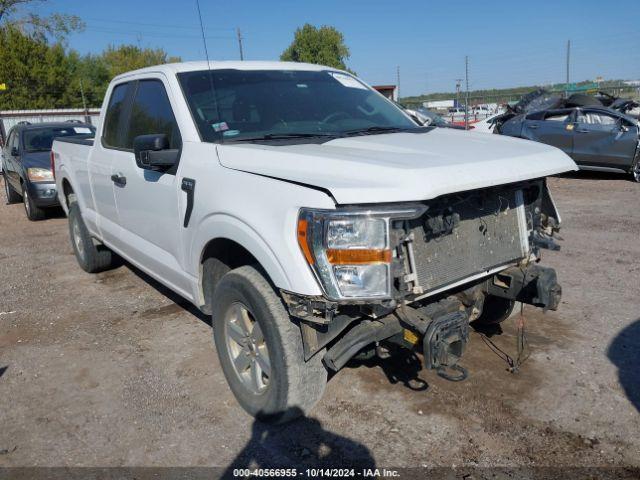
[285,178,564,378]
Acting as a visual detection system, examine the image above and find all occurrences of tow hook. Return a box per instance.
[423,311,469,381]
[398,301,470,381]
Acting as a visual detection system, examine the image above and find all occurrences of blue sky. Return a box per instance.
[37,0,640,97]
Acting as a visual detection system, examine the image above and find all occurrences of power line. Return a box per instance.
[84,16,234,31]
[85,25,235,40]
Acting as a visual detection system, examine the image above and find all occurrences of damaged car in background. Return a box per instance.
[493,89,640,182]
[53,61,577,423]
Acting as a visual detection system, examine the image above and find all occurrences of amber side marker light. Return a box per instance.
[326,249,392,265]
[297,218,315,265]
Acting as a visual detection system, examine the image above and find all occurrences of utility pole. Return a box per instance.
[565,39,571,97]
[455,78,463,107]
[464,56,469,130]
[396,66,400,101]
[79,79,90,124]
[236,27,244,61]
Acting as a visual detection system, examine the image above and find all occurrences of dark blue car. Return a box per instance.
[2,122,95,220]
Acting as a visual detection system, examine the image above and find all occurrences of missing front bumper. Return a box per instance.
[485,264,562,311]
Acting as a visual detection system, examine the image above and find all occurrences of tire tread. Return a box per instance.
[68,202,113,273]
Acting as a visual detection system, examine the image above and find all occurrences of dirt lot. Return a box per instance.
[0,173,639,472]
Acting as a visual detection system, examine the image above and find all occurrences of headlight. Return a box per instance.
[297,206,425,300]
[27,167,54,182]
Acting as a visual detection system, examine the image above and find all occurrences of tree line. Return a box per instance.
[0,26,181,110]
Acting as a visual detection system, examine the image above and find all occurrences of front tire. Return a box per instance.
[22,185,47,221]
[631,158,640,183]
[475,295,516,324]
[4,177,21,204]
[68,202,114,273]
[212,265,327,423]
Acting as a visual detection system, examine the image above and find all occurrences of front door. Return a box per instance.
[572,109,638,169]
[89,81,134,243]
[110,77,189,296]
[3,130,20,190]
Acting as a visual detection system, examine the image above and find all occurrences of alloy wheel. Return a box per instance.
[72,218,85,259]
[23,189,30,216]
[224,301,271,394]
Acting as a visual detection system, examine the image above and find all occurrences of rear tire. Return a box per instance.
[4,177,21,204]
[212,265,327,423]
[22,185,47,221]
[68,202,114,273]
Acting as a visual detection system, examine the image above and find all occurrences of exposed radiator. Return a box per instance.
[407,188,529,293]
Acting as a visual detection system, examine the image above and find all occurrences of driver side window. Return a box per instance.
[124,79,182,150]
[4,131,14,153]
[9,130,19,154]
[576,110,618,126]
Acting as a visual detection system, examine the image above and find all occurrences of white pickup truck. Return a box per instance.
[52,61,577,423]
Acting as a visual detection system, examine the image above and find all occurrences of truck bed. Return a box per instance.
[52,135,96,214]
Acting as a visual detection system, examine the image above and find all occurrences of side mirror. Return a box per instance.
[133,134,179,170]
[11,147,19,156]
[408,113,424,126]
[618,120,629,133]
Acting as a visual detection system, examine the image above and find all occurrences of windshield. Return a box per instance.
[23,125,95,152]
[178,69,417,142]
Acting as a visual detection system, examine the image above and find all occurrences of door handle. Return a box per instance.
[110,173,126,186]
[576,129,589,133]
[528,124,539,129]
[181,177,196,228]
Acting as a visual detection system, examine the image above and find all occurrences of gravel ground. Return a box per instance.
[0,173,638,472]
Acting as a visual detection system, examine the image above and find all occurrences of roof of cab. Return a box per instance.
[113,61,344,81]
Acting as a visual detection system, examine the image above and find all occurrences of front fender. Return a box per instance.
[188,213,323,300]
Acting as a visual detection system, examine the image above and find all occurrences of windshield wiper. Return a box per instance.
[341,126,416,137]
[226,132,339,142]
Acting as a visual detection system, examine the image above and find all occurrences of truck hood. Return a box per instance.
[218,128,577,204]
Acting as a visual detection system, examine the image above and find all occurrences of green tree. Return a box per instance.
[101,45,181,79]
[67,51,110,108]
[0,0,84,40]
[0,29,183,109]
[280,24,353,72]
[0,26,79,109]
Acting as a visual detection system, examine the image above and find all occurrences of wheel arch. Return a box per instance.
[194,216,293,314]
[61,177,75,211]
